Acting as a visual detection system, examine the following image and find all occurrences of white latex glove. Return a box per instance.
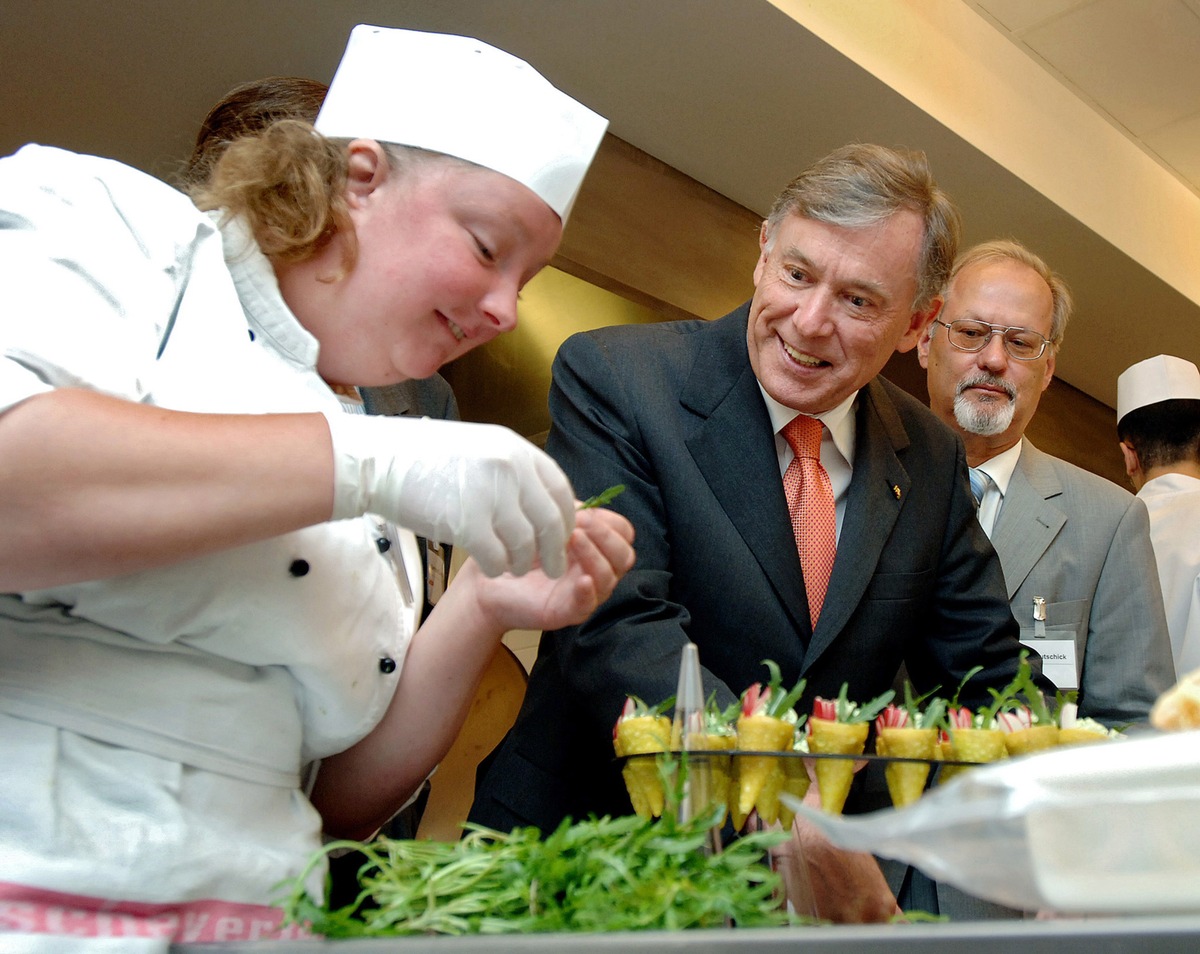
[322,411,574,577]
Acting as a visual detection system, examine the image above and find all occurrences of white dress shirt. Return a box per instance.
[972,441,1022,539]
[758,386,857,542]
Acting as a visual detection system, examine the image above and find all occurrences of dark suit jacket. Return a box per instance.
[470,305,1029,833]
[361,374,459,422]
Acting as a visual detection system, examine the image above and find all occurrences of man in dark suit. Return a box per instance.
[470,144,1034,920]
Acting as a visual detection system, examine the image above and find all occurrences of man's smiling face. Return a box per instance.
[746,210,933,415]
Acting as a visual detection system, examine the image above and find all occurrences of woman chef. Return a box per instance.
[0,25,632,946]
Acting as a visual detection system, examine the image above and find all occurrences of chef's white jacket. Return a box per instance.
[0,145,421,911]
[1139,472,1200,677]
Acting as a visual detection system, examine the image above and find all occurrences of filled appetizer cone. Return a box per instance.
[942,651,1065,782]
[877,728,937,806]
[704,730,737,822]
[777,735,811,828]
[806,683,893,814]
[728,758,748,831]
[697,695,739,825]
[945,725,1007,762]
[1056,725,1109,746]
[874,685,946,807]
[736,714,793,821]
[998,707,1060,756]
[807,719,868,813]
[992,650,1061,756]
[1002,725,1059,754]
[614,696,673,818]
[734,661,806,826]
[1055,700,1117,747]
[940,706,1007,784]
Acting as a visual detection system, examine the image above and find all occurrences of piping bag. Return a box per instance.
[779,730,1200,913]
[671,642,710,824]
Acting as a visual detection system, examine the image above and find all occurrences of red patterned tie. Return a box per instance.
[782,415,836,627]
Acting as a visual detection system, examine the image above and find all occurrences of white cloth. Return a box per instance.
[0,146,421,911]
[1139,472,1200,676]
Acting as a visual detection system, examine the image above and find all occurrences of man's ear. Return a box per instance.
[915,316,937,369]
[1120,440,1142,480]
[898,295,942,355]
[752,220,771,287]
[343,139,390,208]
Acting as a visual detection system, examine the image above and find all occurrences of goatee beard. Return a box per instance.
[953,373,1016,436]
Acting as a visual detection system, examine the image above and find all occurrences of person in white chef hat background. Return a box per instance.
[0,24,632,947]
[1117,354,1200,681]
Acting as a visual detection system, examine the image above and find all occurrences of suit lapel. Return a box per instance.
[681,309,811,635]
[802,379,912,668]
[991,440,1065,599]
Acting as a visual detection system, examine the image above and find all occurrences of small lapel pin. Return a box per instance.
[892,484,901,500]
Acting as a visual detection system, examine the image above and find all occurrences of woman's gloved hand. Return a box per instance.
[322,412,574,577]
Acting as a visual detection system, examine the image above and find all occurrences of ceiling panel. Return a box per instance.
[1142,112,1200,183]
[974,0,1086,32]
[966,0,1200,192]
[1018,0,1200,136]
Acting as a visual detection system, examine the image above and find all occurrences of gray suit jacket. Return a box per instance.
[993,440,1175,724]
[908,439,1179,921]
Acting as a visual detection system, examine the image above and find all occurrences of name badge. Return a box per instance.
[1019,637,1078,690]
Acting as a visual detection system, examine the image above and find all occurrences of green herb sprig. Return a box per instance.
[622,693,675,719]
[578,484,626,509]
[279,804,794,937]
[947,665,984,709]
[975,651,1051,725]
[757,659,808,723]
[829,682,894,724]
[894,681,947,730]
[703,692,741,735]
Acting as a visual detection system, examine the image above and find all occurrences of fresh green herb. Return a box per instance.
[1052,688,1079,722]
[895,681,946,730]
[622,693,675,719]
[703,692,740,734]
[278,800,795,937]
[895,909,951,923]
[977,683,1016,726]
[947,665,984,709]
[829,682,894,724]
[758,659,808,723]
[578,484,626,509]
[1010,651,1053,724]
[976,651,1049,725]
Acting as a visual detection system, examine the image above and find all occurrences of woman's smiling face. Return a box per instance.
[294,143,563,388]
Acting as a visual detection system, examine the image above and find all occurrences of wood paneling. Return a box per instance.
[552,134,761,321]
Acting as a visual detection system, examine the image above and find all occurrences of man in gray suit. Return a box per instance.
[915,238,1176,917]
[472,144,1040,922]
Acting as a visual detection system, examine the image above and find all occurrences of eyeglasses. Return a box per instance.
[933,319,1051,361]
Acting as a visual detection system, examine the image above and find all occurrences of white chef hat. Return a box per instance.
[314,24,607,223]
[1117,354,1200,424]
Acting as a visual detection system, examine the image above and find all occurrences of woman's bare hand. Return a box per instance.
[464,505,635,633]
